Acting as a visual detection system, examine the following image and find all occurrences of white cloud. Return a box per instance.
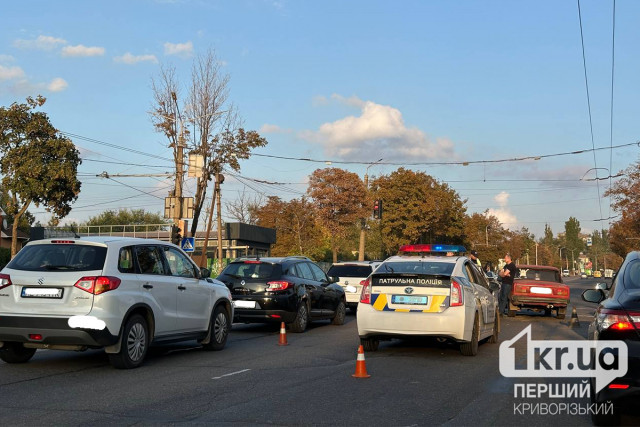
[0,65,25,80]
[13,35,67,50]
[114,53,159,64]
[47,77,68,92]
[488,192,517,226]
[61,45,105,57]
[302,95,456,161]
[0,55,15,63]
[164,41,194,58]
[260,123,285,133]
[312,95,329,106]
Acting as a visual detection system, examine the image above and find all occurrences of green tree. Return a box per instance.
[564,217,583,258]
[605,160,640,257]
[371,168,466,255]
[84,209,169,232]
[307,168,368,262]
[0,96,81,256]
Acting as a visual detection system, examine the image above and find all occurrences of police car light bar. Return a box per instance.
[398,244,467,255]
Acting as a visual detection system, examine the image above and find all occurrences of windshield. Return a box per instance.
[6,244,107,272]
[518,268,561,283]
[377,261,454,276]
[327,265,372,278]
[221,262,274,279]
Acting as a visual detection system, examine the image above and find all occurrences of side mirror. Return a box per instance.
[328,276,339,284]
[595,282,608,291]
[200,267,211,279]
[582,289,606,304]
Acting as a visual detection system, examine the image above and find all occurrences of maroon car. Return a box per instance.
[508,265,570,318]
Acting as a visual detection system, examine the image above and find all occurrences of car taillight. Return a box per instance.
[555,288,569,296]
[515,284,529,293]
[266,281,293,291]
[450,279,463,307]
[0,273,12,290]
[74,276,121,295]
[598,308,640,331]
[360,278,371,304]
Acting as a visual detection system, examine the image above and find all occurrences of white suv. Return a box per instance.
[327,261,381,312]
[0,237,233,369]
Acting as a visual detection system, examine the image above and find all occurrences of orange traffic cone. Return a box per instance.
[352,345,371,378]
[278,322,289,346]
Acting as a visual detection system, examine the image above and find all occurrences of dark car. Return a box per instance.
[217,256,346,332]
[582,251,640,425]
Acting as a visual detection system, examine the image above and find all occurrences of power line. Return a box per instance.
[62,131,172,162]
[577,0,605,230]
[608,0,616,228]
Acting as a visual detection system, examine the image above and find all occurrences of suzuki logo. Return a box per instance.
[404,287,414,294]
[38,277,44,285]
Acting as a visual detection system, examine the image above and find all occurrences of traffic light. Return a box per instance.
[373,199,383,219]
[171,224,182,245]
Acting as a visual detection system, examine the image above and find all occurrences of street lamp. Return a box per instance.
[580,167,610,181]
[485,225,490,247]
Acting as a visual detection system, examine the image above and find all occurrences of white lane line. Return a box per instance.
[212,369,251,380]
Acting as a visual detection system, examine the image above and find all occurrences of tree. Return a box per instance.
[226,188,263,225]
[371,168,466,255]
[463,212,506,269]
[254,196,328,259]
[0,190,35,233]
[564,217,583,257]
[0,96,81,256]
[307,168,368,262]
[150,50,268,237]
[605,160,640,257]
[84,209,170,231]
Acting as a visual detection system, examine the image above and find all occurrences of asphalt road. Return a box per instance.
[0,276,634,426]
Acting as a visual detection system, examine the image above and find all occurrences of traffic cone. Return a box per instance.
[277,322,289,346]
[569,306,580,328]
[352,345,371,378]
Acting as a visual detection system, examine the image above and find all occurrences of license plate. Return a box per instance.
[530,287,553,295]
[233,300,257,309]
[21,287,63,299]
[392,295,428,305]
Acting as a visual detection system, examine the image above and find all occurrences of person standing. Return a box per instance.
[469,250,482,268]
[498,253,517,315]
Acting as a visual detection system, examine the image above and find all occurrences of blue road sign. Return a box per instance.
[181,237,195,252]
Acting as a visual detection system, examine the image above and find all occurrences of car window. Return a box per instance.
[465,263,479,284]
[283,263,299,277]
[624,260,640,290]
[378,262,454,275]
[309,263,328,282]
[519,268,561,283]
[327,265,372,278]
[222,262,274,279]
[6,243,107,272]
[135,246,166,275]
[163,246,198,278]
[118,246,135,274]
[296,262,316,281]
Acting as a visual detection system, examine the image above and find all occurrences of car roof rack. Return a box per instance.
[283,256,311,261]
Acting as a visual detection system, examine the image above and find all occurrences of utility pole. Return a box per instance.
[535,243,538,265]
[215,170,224,265]
[358,158,382,261]
[171,91,186,239]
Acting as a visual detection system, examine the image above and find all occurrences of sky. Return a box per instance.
[1,0,639,240]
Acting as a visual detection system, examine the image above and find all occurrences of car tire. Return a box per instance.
[331,301,346,325]
[288,301,309,333]
[488,312,499,344]
[557,307,566,320]
[507,309,516,317]
[360,337,379,352]
[202,305,230,351]
[108,314,149,369]
[544,308,552,317]
[460,313,479,356]
[0,342,37,364]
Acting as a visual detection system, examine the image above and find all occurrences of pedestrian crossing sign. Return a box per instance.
[181,237,195,252]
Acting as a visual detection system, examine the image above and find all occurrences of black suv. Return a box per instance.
[217,256,346,332]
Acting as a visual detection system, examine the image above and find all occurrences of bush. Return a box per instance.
[0,248,10,270]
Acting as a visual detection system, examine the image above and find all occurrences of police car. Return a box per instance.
[357,244,499,356]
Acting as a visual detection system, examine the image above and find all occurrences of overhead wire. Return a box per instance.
[577,0,605,231]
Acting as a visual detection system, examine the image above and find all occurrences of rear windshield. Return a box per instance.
[327,265,372,278]
[221,262,274,279]
[377,261,454,276]
[518,268,561,283]
[6,244,107,272]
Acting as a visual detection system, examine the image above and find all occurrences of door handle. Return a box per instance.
[178,285,186,291]
[143,284,153,289]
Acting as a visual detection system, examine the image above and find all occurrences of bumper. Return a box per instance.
[357,303,468,341]
[0,315,119,347]
[511,295,569,308]
[232,293,299,323]
[595,341,640,403]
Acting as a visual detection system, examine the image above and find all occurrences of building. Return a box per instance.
[0,208,29,251]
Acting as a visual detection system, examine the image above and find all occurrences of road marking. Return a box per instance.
[212,369,251,380]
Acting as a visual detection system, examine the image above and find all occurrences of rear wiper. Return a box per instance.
[383,265,395,273]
